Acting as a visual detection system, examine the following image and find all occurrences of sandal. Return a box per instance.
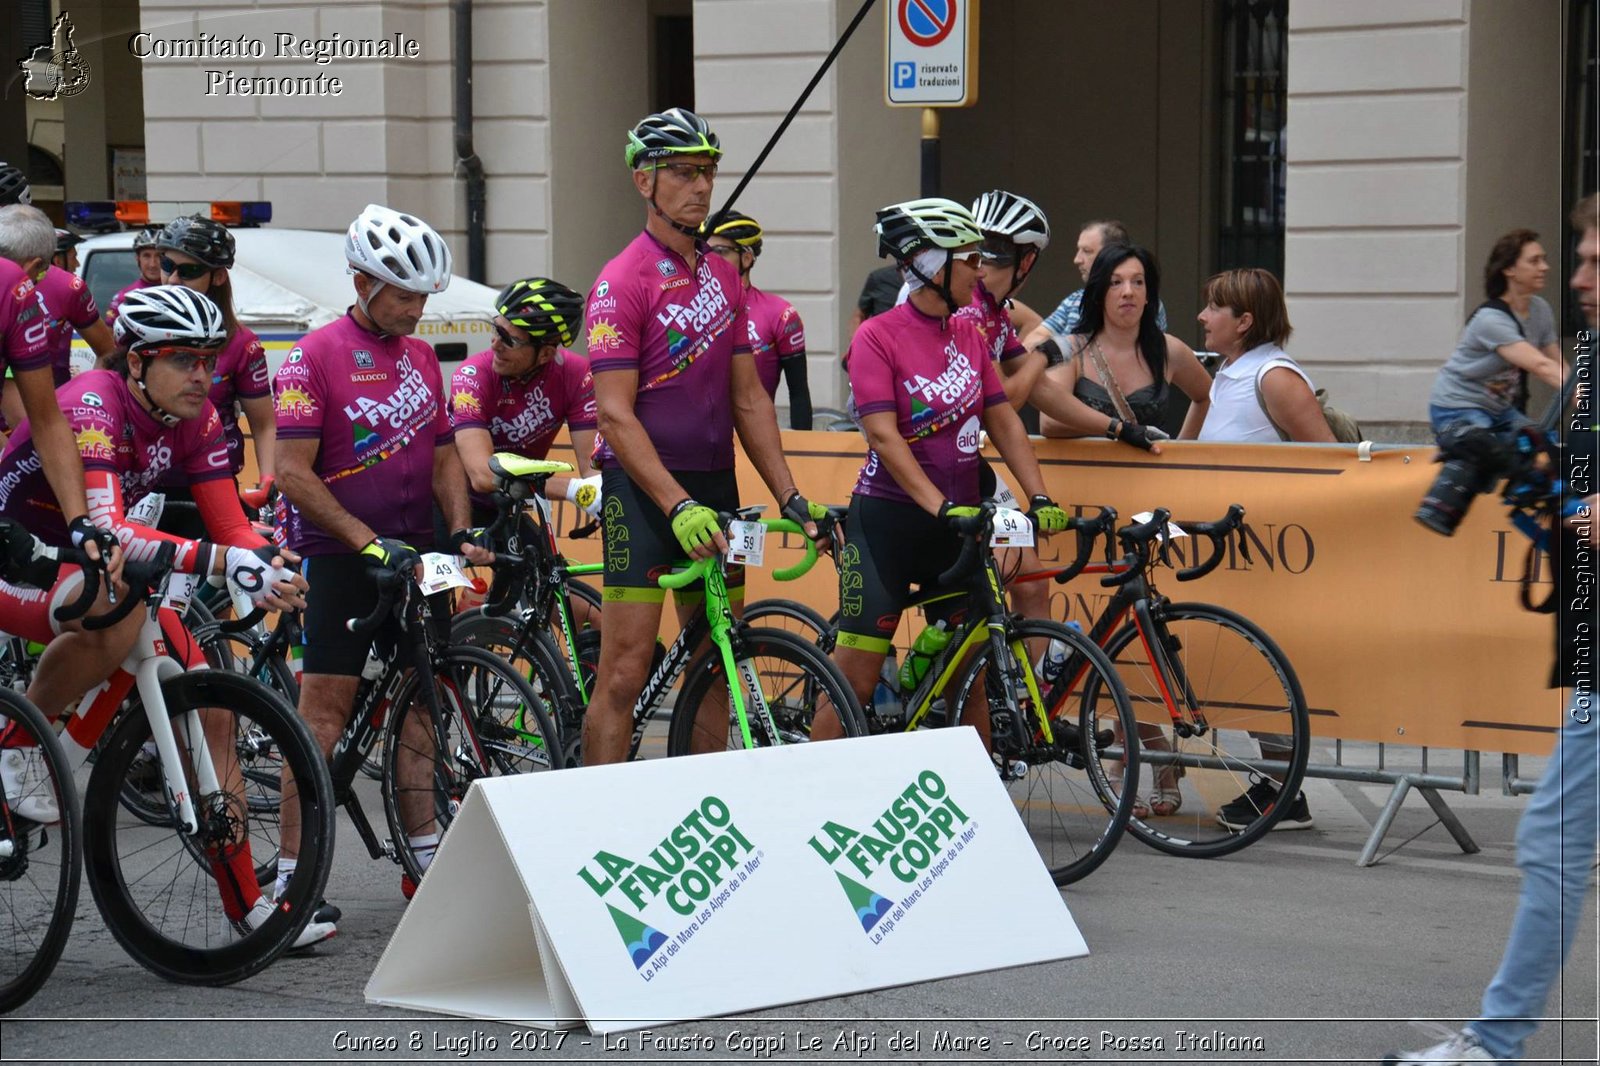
[1108,767,1150,819]
[1147,763,1185,817]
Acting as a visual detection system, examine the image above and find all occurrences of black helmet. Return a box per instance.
[494,277,584,349]
[0,162,29,207]
[701,209,763,256]
[131,224,163,251]
[54,228,81,255]
[155,214,235,268]
[625,108,721,169]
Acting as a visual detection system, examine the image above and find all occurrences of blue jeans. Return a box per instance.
[1429,404,1532,440]
[1467,691,1598,1061]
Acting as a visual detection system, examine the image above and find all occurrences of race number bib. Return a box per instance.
[725,520,767,567]
[417,552,474,595]
[990,507,1035,548]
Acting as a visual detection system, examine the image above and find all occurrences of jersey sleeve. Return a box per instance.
[179,404,235,484]
[996,310,1026,362]
[979,345,1009,408]
[67,276,100,328]
[449,360,493,432]
[3,279,51,373]
[730,288,753,357]
[235,331,270,398]
[427,353,454,445]
[775,305,806,361]
[85,471,211,576]
[848,325,898,419]
[585,267,645,375]
[273,343,325,440]
[564,353,598,431]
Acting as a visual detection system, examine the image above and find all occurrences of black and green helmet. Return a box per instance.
[625,108,721,169]
[495,277,584,348]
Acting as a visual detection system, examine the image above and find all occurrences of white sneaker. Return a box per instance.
[1,746,60,823]
[1383,1024,1498,1064]
[236,896,338,950]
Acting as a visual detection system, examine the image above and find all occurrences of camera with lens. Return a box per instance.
[1416,422,1574,537]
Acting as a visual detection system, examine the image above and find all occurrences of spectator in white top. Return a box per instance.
[1187,267,1334,444]
[1427,228,1565,440]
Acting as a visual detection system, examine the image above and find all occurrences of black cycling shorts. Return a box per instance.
[600,467,743,604]
[300,550,447,676]
[836,493,965,654]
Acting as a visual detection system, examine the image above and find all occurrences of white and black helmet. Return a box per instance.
[0,162,30,207]
[113,285,227,352]
[344,204,453,295]
[874,198,984,261]
[971,190,1050,251]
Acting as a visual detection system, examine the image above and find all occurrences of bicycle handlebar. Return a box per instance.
[935,501,996,588]
[656,514,821,590]
[1174,503,1246,582]
[1052,506,1118,585]
[78,547,176,631]
[1100,508,1170,588]
[346,566,408,635]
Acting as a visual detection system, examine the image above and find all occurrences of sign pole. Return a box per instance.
[920,107,940,198]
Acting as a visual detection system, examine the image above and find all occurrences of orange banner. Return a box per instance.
[544,432,1561,756]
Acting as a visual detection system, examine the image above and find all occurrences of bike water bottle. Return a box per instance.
[899,620,952,692]
[1037,622,1082,684]
[871,651,902,721]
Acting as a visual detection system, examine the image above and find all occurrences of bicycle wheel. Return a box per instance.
[1100,602,1310,858]
[0,690,80,1014]
[451,613,584,764]
[740,598,829,641]
[81,671,333,985]
[952,619,1138,885]
[381,646,563,885]
[665,627,866,755]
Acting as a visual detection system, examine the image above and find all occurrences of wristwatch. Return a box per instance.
[1105,419,1122,440]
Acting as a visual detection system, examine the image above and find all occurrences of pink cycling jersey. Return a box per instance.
[104,278,154,328]
[34,266,100,386]
[585,230,750,471]
[0,369,230,558]
[0,260,52,378]
[157,325,270,482]
[953,278,1026,366]
[847,301,1007,507]
[274,312,452,555]
[742,285,805,398]
[449,348,597,456]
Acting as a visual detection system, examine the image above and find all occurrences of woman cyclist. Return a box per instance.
[811,198,1068,742]
[701,210,813,429]
[150,215,275,538]
[0,284,325,944]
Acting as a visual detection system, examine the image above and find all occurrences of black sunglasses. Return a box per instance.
[492,322,529,349]
[160,257,211,281]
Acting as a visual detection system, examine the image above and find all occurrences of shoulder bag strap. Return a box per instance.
[1087,338,1140,425]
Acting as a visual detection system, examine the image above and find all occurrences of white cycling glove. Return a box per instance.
[223,545,297,608]
[565,474,604,520]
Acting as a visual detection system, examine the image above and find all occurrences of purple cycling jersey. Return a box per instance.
[0,260,51,379]
[953,278,1026,365]
[585,230,750,471]
[450,348,597,506]
[35,266,100,386]
[742,285,805,398]
[104,278,154,328]
[273,312,452,555]
[156,324,270,484]
[847,301,1007,507]
[0,369,230,544]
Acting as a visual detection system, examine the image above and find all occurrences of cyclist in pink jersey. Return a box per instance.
[812,198,1068,743]
[0,256,117,428]
[273,204,489,910]
[583,108,828,766]
[701,210,812,429]
[104,226,165,330]
[149,215,274,536]
[450,277,599,523]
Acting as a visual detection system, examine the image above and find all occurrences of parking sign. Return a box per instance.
[885,0,978,107]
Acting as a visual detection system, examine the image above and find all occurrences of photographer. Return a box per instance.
[1386,195,1598,1065]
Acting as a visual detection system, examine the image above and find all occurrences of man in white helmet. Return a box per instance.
[272,204,490,914]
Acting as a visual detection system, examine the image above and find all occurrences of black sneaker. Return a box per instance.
[312,899,342,924]
[1216,777,1313,831]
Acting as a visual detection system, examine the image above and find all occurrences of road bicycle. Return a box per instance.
[453,455,868,763]
[1013,504,1311,857]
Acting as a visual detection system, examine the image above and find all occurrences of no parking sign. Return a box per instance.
[885,0,978,107]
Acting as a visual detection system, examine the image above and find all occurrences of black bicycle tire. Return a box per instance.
[665,626,867,755]
[379,644,563,885]
[450,611,585,743]
[951,618,1139,885]
[741,598,830,638]
[0,689,81,1014]
[81,671,334,985]
[1101,602,1310,858]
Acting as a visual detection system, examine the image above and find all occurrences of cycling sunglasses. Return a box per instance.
[136,346,220,373]
[979,237,1017,266]
[159,257,212,281]
[648,161,719,182]
[492,322,529,349]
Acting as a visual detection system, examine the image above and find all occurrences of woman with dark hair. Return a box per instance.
[1036,242,1212,453]
[1428,228,1564,439]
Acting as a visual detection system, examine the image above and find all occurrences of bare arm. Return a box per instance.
[239,394,276,480]
[544,427,598,502]
[730,355,801,505]
[276,437,378,550]
[453,426,499,496]
[1007,297,1043,341]
[996,350,1047,410]
[1020,320,1055,351]
[983,402,1049,501]
[593,368,690,514]
[432,441,473,533]
[1031,350,1119,439]
[80,319,115,360]
[1166,336,1214,440]
[860,411,946,515]
[1259,368,1336,443]
[1496,340,1567,389]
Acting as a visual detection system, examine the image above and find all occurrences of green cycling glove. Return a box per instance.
[1028,495,1071,534]
[668,499,721,555]
[361,537,420,573]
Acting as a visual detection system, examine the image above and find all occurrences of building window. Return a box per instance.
[1216,0,1289,277]
[20,0,53,51]
[653,14,695,112]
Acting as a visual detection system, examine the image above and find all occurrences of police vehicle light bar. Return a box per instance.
[64,200,273,230]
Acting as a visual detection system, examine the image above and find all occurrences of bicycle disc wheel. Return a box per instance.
[381,646,562,884]
[666,627,866,755]
[953,619,1138,885]
[1100,602,1310,858]
[82,671,333,985]
[0,690,81,1013]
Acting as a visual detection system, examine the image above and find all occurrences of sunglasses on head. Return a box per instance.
[649,161,719,182]
[137,347,219,373]
[160,257,212,281]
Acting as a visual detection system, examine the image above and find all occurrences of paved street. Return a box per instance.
[3,740,1596,1065]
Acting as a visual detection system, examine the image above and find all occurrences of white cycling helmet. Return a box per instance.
[113,285,227,352]
[971,189,1050,251]
[874,198,984,261]
[344,204,453,295]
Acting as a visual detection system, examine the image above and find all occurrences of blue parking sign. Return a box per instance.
[893,61,916,89]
